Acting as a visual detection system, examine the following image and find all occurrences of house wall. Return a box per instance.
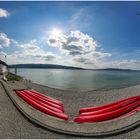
[0,64,8,80]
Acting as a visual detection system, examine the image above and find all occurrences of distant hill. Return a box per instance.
[8,64,140,71]
[97,68,133,71]
[8,64,84,70]
[85,68,140,72]
[98,68,140,72]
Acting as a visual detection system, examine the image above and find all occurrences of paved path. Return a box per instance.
[0,83,78,139]
[0,82,140,138]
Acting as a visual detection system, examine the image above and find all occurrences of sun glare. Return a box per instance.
[50,28,63,37]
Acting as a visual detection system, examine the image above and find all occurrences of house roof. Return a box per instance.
[0,60,7,66]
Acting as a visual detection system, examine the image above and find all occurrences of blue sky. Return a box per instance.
[0,1,140,69]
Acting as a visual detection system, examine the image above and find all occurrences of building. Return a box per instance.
[0,60,8,81]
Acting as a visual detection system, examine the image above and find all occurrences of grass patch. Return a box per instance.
[6,72,23,81]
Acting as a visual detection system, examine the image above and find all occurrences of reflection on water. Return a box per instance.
[10,68,140,91]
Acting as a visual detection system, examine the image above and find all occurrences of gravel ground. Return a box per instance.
[0,80,140,138]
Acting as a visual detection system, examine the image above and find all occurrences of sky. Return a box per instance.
[0,1,140,70]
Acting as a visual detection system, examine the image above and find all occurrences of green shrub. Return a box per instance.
[6,72,23,81]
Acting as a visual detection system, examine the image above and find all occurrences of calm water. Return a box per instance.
[10,68,140,91]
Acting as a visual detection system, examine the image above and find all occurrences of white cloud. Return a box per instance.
[48,30,99,56]
[0,8,9,18]
[12,39,59,64]
[73,51,111,65]
[9,50,59,65]
[19,41,58,61]
[84,59,140,70]
[0,31,110,67]
[92,52,111,58]
[0,33,10,48]
[0,51,7,62]
[0,33,59,64]
[0,51,7,56]
[0,32,139,70]
[107,60,140,70]
[71,9,88,21]
[43,52,58,61]
[47,30,111,67]
[71,8,92,21]
[70,8,92,28]
[16,39,40,50]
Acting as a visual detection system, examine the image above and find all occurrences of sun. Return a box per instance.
[50,28,63,37]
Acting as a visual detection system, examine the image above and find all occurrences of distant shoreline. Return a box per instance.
[8,64,140,71]
[8,64,84,70]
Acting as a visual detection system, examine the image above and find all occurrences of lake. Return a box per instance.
[9,68,140,91]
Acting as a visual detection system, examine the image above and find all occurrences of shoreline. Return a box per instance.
[27,80,140,92]
[8,80,140,120]
[20,75,140,92]
[8,69,140,92]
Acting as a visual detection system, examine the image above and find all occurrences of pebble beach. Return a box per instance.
[1,80,139,138]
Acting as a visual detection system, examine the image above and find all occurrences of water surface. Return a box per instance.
[9,68,140,91]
